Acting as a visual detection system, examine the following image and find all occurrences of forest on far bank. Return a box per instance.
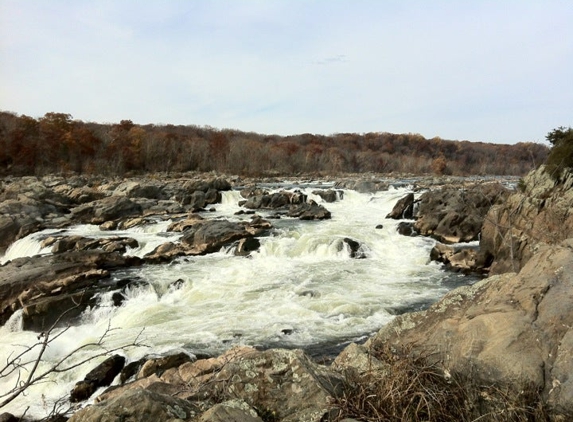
[0,111,548,177]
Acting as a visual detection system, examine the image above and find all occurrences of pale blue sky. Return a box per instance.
[1,0,572,143]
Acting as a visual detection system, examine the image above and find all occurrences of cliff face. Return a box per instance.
[479,166,573,275]
[361,166,573,419]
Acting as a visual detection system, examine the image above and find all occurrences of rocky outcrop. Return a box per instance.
[144,216,272,261]
[71,196,143,224]
[361,240,573,419]
[334,179,389,193]
[312,189,342,203]
[88,346,346,422]
[479,166,573,274]
[68,388,201,422]
[42,235,139,254]
[70,355,126,402]
[287,201,331,220]
[0,251,142,330]
[385,192,414,219]
[430,243,482,274]
[413,183,509,244]
[240,190,307,210]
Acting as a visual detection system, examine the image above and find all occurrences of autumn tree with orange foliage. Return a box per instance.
[0,111,549,177]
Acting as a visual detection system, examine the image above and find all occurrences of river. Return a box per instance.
[0,182,479,418]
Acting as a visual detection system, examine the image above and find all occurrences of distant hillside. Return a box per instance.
[0,111,548,176]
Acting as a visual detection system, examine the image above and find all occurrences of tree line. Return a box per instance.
[0,111,548,177]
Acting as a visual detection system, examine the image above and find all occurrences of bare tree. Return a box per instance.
[0,306,145,415]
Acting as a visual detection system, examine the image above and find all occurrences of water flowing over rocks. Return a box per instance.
[385,192,415,220]
[3,171,573,420]
[0,251,142,331]
[70,355,126,403]
[312,189,342,203]
[144,215,272,261]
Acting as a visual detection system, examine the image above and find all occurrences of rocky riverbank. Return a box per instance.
[1,168,572,421]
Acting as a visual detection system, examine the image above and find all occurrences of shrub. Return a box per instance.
[332,345,550,422]
[544,126,573,180]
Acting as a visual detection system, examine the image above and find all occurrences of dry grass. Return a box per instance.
[332,345,550,422]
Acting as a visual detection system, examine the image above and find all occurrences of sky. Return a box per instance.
[1,1,572,144]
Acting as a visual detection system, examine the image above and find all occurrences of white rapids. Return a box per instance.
[0,184,478,418]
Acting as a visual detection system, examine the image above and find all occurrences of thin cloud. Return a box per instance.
[0,0,572,143]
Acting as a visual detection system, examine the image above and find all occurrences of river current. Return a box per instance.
[0,183,478,417]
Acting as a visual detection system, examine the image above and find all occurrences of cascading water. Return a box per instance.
[0,185,478,418]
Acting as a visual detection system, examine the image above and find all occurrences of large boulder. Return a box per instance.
[385,192,415,219]
[0,251,142,330]
[199,400,263,422]
[413,183,509,243]
[181,220,259,254]
[363,240,573,419]
[70,355,126,402]
[480,166,573,274]
[0,198,62,253]
[68,388,200,422]
[71,196,143,224]
[145,217,271,260]
[43,235,139,255]
[430,242,482,274]
[95,347,346,422]
[288,201,331,220]
[241,190,307,210]
[113,180,164,199]
[312,189,342,203]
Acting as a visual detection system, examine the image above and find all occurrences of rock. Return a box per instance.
[120,358,147,384]
[209,178,232,191]
[204,188,222,205]
[113,180,164,199]
[186,190,206,211]
[0,251,142,330]
[70,355,126,402]
[48,236,139,255]
[375,224,383,229]
[312,189,341,203]
[0,413,18,422]
[341,238,366,259]
[137,352,195,379]
[144,242,187,263]
[385,192,415,219]
[199,400,263,422]
[242,190,307,210]
[480,166,573,274]
[430,242,482,274]
[240,186,268,199]
[181,220,257,254]
[396,221,417,236]
[96,346,346,422]
[0,197,62,253]
[52,184,106,204]
[332,343,388,376]
[71,196,143,224]
[414,183,509,244]
[234,237,261,256]
[68,388,200,422]
[189,347,346,422]
[364,241,573,419]
[288,201,331,220]
[0,215,19,253]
